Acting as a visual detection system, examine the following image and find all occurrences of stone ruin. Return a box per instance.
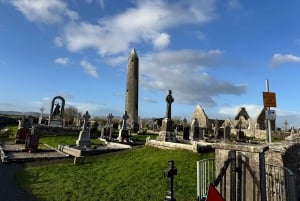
[188,105,277,141]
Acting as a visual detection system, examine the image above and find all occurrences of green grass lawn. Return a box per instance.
[16,146,214,201]
[0,125,18,142]
[39,136,104,148]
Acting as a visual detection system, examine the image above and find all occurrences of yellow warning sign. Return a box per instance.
[263,92,276,107]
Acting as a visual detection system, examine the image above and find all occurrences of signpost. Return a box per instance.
[265,110,276,120]
[263,80,276,144]
[263,92,276,107]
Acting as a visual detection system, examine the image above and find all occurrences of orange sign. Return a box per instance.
[263,92,276,107]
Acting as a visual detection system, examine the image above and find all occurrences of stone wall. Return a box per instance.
[34,124,81,136]
[145,138,198,152]
[0,116,18,127]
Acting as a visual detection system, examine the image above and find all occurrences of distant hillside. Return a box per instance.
[0,111,42,117]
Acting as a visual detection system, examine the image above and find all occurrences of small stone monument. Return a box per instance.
[190,118,200,141]
[164,160,177,201]
[101,113,113,140]
[158,90,176,142]
[76,111,91,147]
[25,126,39,152]
[48,96,65,127]
[118,111,130,142]
[89,120,98,139]
[223,123,231,142]
[39,107,45,124]
[182,118,190,140]
[15,116,32,144]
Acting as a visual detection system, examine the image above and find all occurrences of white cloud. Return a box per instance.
[80,60,99,78]
[9,0,78,24]
[153,33,170,50]
[85,0,105,9]
[139,49,247,106]
[271,53,300,66]
[227,0,242,9]
[53,36,64,47]
[54,57,69,65]
[59,0,216,55]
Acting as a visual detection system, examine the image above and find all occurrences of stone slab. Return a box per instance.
[59,142,131,157]
[0,146,68,163]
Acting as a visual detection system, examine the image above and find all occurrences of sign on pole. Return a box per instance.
[263,92,276,107]
[265,109,276,120]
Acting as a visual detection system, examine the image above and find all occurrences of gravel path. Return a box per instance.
[0,163,36,201]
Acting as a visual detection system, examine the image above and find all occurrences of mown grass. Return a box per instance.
[0,125,18,142]
[39,136,104,148]
[16,146,214,201]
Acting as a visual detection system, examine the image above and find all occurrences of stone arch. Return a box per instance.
[49,96,65,119]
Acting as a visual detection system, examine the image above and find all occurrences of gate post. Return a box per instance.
[229,150,236,201]
[212,143,269,201]
[259,152,267,201]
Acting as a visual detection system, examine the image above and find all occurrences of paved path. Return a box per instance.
[0,163,36,201]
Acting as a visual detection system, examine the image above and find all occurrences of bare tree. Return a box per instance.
[64,106,81,126]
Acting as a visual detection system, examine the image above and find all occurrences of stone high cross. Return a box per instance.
[82,111,91,131]
[165,89,174,119]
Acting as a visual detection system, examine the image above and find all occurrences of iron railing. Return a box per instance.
[197,158,216,200]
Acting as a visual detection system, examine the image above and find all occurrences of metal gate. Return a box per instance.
[197,159,297,201]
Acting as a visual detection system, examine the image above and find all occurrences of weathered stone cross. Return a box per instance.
[82,111,91,131]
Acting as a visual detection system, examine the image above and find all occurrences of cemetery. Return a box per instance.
[0,50,299,200]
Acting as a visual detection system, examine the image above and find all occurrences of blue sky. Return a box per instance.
[0,0,300,128]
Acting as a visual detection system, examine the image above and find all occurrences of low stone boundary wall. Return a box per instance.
[34,124,81,136]
[145,139,197,152]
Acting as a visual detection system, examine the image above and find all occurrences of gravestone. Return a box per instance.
[237,130,247,142]
[15,116,32,144]
[18,116,33,129]
[118,111,130,142]
[25,126,39,152]
[89,120,98,139]
[15,127,30,144]
[224,124,231,142]
[76,111,91,147]
[39,107,45,124]
[158,90,176,142]
[48,96,65,127]
[190,118,200,141]
[101,113,113,140]
[183,127,190,140]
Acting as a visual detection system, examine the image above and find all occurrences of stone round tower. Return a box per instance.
[125,49,139,132]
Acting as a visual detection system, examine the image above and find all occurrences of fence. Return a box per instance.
[197,159,297,201]
[197,158,215,200]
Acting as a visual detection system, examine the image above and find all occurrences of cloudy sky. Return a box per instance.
[1,0,300,128]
